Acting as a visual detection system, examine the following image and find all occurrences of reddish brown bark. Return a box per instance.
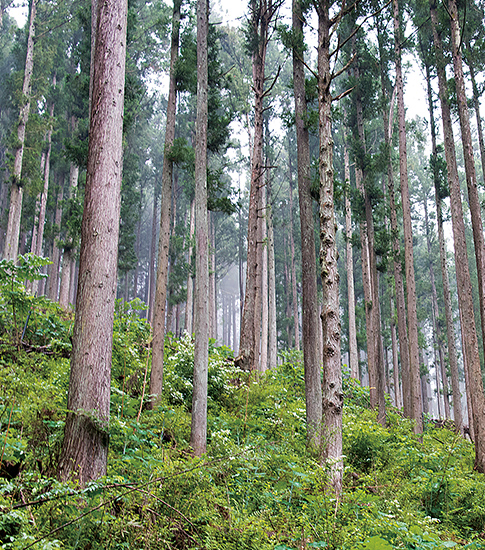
[150,0,181,406]
[293,0,323,450]
[58,0,127,483]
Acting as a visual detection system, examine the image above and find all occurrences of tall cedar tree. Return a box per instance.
[190,0,209,456]
[150,0,182,408]
[292,0,323,451]
[393,0,423,433]
[237,0,280,372]
[315,0,343,496]
[58,0,127,483]
[429,0,485,471]
[4,0,36,261]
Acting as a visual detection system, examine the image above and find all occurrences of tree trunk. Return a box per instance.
[317,0,342,495]
[59,249,72,308]
[430,0,485,470]
[342,131,358,379]
[209,213,217,340]
[423,188,450,418]
[58,0,127,483]
[149,0,181,407]
[4,0,36,261]
[190,0,209,457]
[288,150,300,351]
[185,198,195,333]
[260,182,268,372]
[353,54,386,425]
[448,0,485,367]
[237,0,275,372]
[34,75,56,263]
[424,52,463,432]
[148,180,160,323]
[47,181,64,301]
[393,0,423,433]
[376,23,411,417]
[267,174,277,368]
[465,45,485,186]
[390,298,402,409]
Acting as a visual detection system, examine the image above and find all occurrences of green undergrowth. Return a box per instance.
[1,260,485,549]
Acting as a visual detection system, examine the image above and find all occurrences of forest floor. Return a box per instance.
[1,295,485,549]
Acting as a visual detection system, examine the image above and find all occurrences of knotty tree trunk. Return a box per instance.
[4,0,36,261]
[316,0,342,495]
[58,0,127,483]
[149,0,181,407]
[293,0,323,451]
[393,0,423,433]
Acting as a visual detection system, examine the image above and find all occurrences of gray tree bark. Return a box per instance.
[190,0,209,457]
[4,0,36,261]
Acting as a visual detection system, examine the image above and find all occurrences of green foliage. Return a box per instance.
[0,307,484,550]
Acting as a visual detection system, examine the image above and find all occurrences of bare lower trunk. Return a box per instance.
[4,0,36,261]
[390,299,402,409]
[267,179,277,368]
[292,1,320,432]
[377,47,411,416]
[288,151,300,351]
[148,181,159,323]
[47,182,64,301]
[237,0,276,372]
[260,182,268,372]
[185,198,195,333]
[35,79,56,259]
[59,249,72,308]
[424,56,462,431]
[353,54,385,424]
[150,0,181,406]
[343,133,358,379]
[449,0,485,372]
[58,0,127,483]
[430,0,485,470]
[209,214,217,340]
[394,0,422,433]
[190,0,209,456]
